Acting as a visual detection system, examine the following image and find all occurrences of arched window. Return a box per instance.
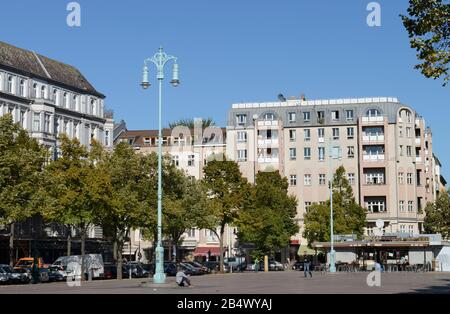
[19,79,25,97]
[63,93,69,108]
[33,83,38,98]
[366,109,381,117]
[263,113,275,121]
[90,99,96,115]
[7,76,13,93]
[40,85,46,99]
[53,89,59,106]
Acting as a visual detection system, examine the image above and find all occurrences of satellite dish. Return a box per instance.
[278,94,286,102]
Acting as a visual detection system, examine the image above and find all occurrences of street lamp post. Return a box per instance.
[328,138,339,273]
[141,46,180,284]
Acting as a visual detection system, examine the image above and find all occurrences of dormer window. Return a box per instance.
[19,79,25,97]
[90,99,96,115]
[264,113,275,121]
[7,76,13,93]
[40,85,46,99]
[367,109,381,117]
[236,114,247,125]
[64,92,69,108]
[33,84,38,98]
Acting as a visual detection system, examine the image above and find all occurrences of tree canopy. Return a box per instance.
[424,189,450,239]
[401,0,450,86]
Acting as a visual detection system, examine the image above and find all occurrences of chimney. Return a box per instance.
[300,94,306,101]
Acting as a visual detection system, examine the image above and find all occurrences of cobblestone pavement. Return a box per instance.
[1,271,449,294]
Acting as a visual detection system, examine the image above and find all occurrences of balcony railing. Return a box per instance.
[258,121,279,127]
[258,156,280,163]
[363,154,385,162]
[258,139,279,147]
[415,138,421,145]
[362,134,385,142]
[362,116,384,124]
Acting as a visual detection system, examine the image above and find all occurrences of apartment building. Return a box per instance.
[116,126,238,262]
[0,41,114,264]
[0,41,114,151]
[227,96,443,245]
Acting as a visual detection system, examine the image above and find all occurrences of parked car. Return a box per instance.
[0,265,30,284]
[123,262,147,278]
[103,264,117,279]
[203,261,219,272]
[249,260,284,271]
[48,266,65,282]
[179,262,203,276]
[164,262,178,276]
[14,257,46,271]
[188,261,210,274]
[224,257,247,272]
[52,254,104,280]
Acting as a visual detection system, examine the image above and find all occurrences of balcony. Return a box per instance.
[362,134,385,143]
[415,138,421,145]
[258,156,280,163]
[361,116,384,124]
[258,139,279,147]
[363,154,385,162]
[258,121,279,127]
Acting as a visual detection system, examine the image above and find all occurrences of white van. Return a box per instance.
[52,254,104,280]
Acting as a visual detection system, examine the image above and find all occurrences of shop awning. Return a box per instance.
[193,247,222,257]
[298,244,316,256]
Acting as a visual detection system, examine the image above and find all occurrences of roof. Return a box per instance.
[0,41,104,98]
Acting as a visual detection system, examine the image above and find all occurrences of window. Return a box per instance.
[40,85,46,99]
[187,229,196,238]
[318,128,325,139]
[290,175,297,186]
[408,225,414,235]
[172,155,179,166]
[319,174,326,185]
[331,110,340,121]
[317,111,325,123]
[365,170,385,184]
[63,93,69,108]
[399,127,403,138]
[348,173,355,185]
[33,113,40,132]
[188,155,195,167]
[236,114,247,125]
[398,172,405,184]
[19,110,26,128]
[289,130,296,142]
[406,146,412,157]
[90,99,96,115]
[237,150,247,162]
[289,148,297,160]
[406,111,412,123]
[347,127,354,139]
[303,112,310,122]
[33,83,38,98]
[304,129,311,141]
[347,146,355,158]
[332,128,340,140]
[304,174,312,186]
[400,225,406,233]
[288,112,296,123]
[406,127,412,138]
[263,113,275,121]
[304,202,312,212]
[318,147,325,161]
[408,201,414,212]
[346,110,354,121]
[44,114,50,133]
[399,145,404,157]
[237,131,247,143]
[407,173,413,185]
[143,137,151,145]
[365,198,386,213]
[399,201,405,212]
[304,147,311,160]
[19,79,25,97]
[7,76,13,93]
[104,131,110,146]
[367,109,381,117]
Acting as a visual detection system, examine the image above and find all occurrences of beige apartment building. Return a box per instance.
[226,96,444,247]
[116,126,238,262]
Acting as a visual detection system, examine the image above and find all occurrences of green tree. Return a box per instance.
[202,159,251,272]
[424,189,450,239]
[0,114,47,266]
[237,171,299,259]
[303,166,366,245]
[40,136,110,278]
[401,0,450,86]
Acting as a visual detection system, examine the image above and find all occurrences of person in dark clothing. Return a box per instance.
[303,255,312,278]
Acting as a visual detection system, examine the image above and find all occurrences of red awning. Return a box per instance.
[193,247,222,257]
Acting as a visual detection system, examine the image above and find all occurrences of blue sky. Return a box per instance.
[1,0,449,179]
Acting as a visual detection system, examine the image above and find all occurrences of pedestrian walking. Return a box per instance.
[303,255,312,278]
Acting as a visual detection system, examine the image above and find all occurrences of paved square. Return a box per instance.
[1,271,449,294]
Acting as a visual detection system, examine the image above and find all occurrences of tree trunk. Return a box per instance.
[116,238,123,280]
[9,223,14,267]
[80,229,86,281]
[67,227,71,256]
[219,225,225,273]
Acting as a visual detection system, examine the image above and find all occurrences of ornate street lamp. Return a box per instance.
[141,47,180,284]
